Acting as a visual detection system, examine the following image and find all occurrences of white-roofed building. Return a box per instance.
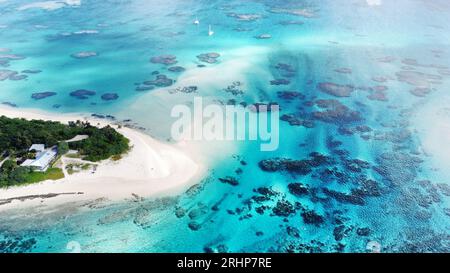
[21,144,57,172]
[29,144,45,153]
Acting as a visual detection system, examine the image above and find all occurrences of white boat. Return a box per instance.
[194,17,200,25]
[208,24,214,36]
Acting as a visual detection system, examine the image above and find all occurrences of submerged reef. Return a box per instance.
[395,71,442,87]
[223,81,244,96]
[101,93,119,101]
[312,99,362,124]
[218,176,239,186]
[0,70,16,80]
[268,8,317,18]
[22,69,42,74]
[150,55,177,65]
[0,70,20,81]
[255,34,272,40]
[0,235,37,253]
[197,52,221,64]
[71,51,98,59]
[317,82,354,97]
[144,74,174,87]
[288,183,309,197]
[259,153,333,175]
[70,89,96,99]
[227,13,263,22]
[169,86,197,94]
[168,66,185,72]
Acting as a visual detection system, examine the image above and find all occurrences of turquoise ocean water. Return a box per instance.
[1,0,450,252]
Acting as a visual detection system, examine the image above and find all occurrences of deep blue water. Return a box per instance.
[0,0,450,253]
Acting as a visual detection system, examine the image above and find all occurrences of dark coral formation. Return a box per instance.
[356,227,371,236]
[300,209,325,226]
[373,152,423,185]
[101,93,119,101]
[144,74,174,87]
[280,114,315,128]
[286,226,300,238]
[259,153,333,175]
[227,13,263,21]
[274,63,297,78]
[323,188,365,205]
[334,68,352,74]
[223,81,244,95]
[410,87,432,97]
[31,91,57,100]
[2,101,17,107]
[9,74,27,81]
[175,207,186,218]
[333,224,353,241]
[288,183,309,197]
[204,244,229,253]
[197,52,220,64]
[277,91,305,100]
[279,20,304,26]
[22,69,42,74]
[168,66,185,72]
[150,54,177,65]
[268,7,316,18]
[252,187,279,204]
[372,76,388,83]
[169,86,197,94]
[218,176,239,186]
[255,34,272,40]
[188,221,201,231]
[270,78,290,85]
[259,158,312,175]
[248,102,280,113]
[0,53,26,63]
[272,199,296,217]
[396,70,442,87]
[312,99,362,124]
[0,236,37,253]
[0,69,21,81]
[368,89,388,101]
[135,84,154,91]
[344,159,370,173]
[71,51,98,59]
[317,82,354,97]
[70,89,96,99]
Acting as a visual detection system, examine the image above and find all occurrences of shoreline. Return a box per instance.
[0,105,205,211]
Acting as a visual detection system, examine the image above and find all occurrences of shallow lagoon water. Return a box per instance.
[1,0,450,252]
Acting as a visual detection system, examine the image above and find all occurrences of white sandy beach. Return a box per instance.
[0,105,204,211]
[413,97,450,170]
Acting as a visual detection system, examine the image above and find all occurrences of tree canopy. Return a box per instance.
[0,116,130,187]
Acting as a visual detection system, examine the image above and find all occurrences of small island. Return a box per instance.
[0,106,200,209]
[0,116,129,188]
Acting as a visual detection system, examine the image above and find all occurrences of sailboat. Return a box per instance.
[193,17,199,25]
[208,24,214,36]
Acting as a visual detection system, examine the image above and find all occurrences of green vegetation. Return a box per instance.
[0,116,129,188]
[57,141,69,155]
[21,168,65,184]
[0,159,64,188]
[68,126,129,162]
[65,153,81,159]
[0,117,81,152]
[0,159,26,187]
[111,154,122,161]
